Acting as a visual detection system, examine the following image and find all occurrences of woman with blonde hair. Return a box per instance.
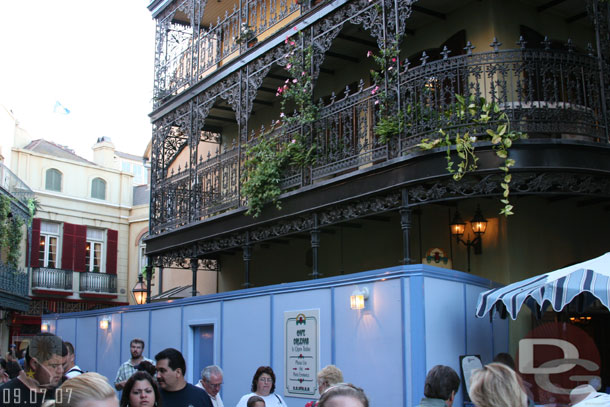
[318,383,369,407]
[469,363,527,407]
[43,372,118,407]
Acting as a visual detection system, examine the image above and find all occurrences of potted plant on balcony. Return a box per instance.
[235,23,257,48]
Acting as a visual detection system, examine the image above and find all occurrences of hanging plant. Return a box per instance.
[242,30,318,217]
[418,94,527,216]
[368,37,403,144]
[0,195,26,268]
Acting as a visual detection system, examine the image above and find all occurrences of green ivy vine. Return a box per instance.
[0,195,25,268]
[242,30,318,217]
[368,37,404,144]
[418,94,527,216]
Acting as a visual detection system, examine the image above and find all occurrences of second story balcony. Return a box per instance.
[79,272,117,296]
[149,43,609,236]
[31,267,73,293]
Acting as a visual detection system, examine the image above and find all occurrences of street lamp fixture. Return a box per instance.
[132,274,148,305]
[450,206,487,272]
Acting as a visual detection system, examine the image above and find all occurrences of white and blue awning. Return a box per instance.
[476,252,610,320]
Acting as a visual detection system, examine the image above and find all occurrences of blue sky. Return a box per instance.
[0,1,156,159]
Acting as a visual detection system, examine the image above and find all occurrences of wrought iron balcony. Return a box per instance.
[31,267,73,291]
[150,46,609,235]
[79,272,117,294]
[0,263,28,297]
[0,162,34,207]
[153,0,302,107]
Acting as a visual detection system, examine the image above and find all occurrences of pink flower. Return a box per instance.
[283,84,288,90]
[371,85,379,95]
[280,112,285,118]
[388,66,393,71]
[286,63,292,69]
[301,71,306,76]
[291,139,296,144]
[290,41,295,46]
[292,78,298,83]
[392,57,396,62]
[285,79,290,84]
[293,26,298,31]
[367,50,372,57]
[277,86,283,93]
[374,100,379,105]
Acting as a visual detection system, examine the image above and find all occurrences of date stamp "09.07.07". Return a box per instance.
[2,388,73,405]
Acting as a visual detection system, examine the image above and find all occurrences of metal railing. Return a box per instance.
[153,0,301,106]
[0,162,34,206]
[0,263,29,297]
[31,267,73,291]
[79,272,117,294]
[151,47,608,234]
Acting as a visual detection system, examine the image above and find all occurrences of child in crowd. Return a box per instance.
[247,395,266,407]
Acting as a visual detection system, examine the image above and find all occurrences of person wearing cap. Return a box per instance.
[0,333,65,406]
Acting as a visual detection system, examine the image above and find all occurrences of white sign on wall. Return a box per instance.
[284,309,319,398]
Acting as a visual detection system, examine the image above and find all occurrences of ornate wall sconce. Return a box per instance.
[450,205,488,273]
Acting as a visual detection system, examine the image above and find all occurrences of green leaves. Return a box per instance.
[417,94,527,216]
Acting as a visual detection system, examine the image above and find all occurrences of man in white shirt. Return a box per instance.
[63,341,84,379]
[196,365,224,407]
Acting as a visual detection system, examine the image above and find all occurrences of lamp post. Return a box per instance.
[132,274,148,305]
[450,205,487,273]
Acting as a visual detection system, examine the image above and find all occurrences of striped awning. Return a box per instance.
[476,252,610,319]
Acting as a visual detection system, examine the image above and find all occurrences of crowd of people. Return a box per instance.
[0,334,370,407]
[1,333,608,407]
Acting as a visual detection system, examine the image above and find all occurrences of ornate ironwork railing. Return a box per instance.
[31,267,73,291]
[79,272,117,294]
[154,0,301,106]
[398,47,606,152]
[0,162,34,206]
[151,47,608,234]
[0,263,28,297]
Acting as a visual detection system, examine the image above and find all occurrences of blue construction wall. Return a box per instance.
[45,265,507,407]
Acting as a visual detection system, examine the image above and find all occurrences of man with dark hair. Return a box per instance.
[62,341,83,379]
[0,333,64,406]
[418,365,461,407]
[155,348,212,407]
[114,338,153,390]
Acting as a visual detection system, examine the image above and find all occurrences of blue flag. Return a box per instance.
[53,101,70,115]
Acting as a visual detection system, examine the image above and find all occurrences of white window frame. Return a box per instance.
[39,222,60,268]
[138,234,148,275]
[85,228,105,273]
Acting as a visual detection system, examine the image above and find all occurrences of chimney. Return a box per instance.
[92,136,117,168]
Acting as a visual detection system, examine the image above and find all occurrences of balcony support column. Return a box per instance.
[243,231,252,288]
[592,0,610,143]
[310,213,320,279]
[158,266,164,295]
[145,256,153,304]
[400,188,412,265]
[191,258,199,297]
